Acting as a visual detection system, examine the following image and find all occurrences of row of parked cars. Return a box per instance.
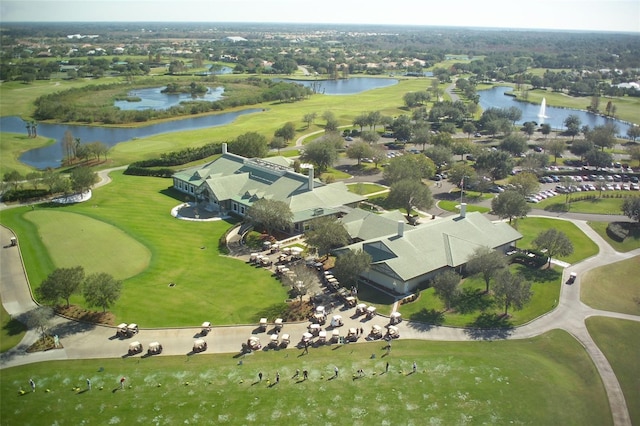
[539,174,640,184]
[528,180,640,202]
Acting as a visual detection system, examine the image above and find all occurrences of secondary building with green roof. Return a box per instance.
[172,143,366,233]
[336,205,522,293]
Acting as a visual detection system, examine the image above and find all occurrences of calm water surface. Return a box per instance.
[2,108,263,169]
[478,86,632,137]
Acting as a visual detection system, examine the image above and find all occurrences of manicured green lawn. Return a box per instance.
[588,221,640,252]
[586,317,640,425]
[0,171,289,327]
[0,304,26,353]
[399,264,561,327]
[581,256,640,315]
[0,331,611,425]
[515,217,599,264]
[536,193,638,215]
[437,200,491,214]
[25,210,151,281]
[346,182,388,196]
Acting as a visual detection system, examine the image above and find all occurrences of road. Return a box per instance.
[1,167,639,425]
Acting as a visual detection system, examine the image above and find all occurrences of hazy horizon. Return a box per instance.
[1,0,639,33]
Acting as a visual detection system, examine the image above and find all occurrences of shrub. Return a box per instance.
[1,188,50,202]
[606,222,629,242]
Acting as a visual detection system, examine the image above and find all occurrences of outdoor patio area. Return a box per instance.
[171,202,226,222]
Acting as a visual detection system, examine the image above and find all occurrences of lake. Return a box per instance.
[478,86,632,137]
[114,86,225,111]
[274,77,398,95]
[1,109,263,169]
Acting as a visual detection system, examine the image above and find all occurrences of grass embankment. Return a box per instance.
[0,331,611,425]
[0,133,57,176]
[586,317,640,425]
[581,256,640,315]
[0,171,289,327]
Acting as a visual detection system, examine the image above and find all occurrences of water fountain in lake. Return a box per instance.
[538,97,548,119]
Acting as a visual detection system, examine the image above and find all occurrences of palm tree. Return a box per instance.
[25,120,32,138]
[31,121,38,138]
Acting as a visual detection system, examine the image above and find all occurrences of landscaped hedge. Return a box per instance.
[122,166,175,178]
[606,222,629,242]
[511,249,548,268]
[1,188,50,202]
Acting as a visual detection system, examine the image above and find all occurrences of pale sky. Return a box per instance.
[1,0,639,33]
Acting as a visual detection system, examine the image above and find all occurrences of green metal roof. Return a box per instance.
[174,153,365,220]
[339,212,522,281]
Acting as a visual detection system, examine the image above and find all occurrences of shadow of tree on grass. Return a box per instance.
[514,265,561,283]
[406,309,444,331]
[455,287,495,314]
[464,313,514,340]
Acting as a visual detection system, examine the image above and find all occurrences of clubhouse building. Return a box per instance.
[172,143,366,233]
[335,205,522,293]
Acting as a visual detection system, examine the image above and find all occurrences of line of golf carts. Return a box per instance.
[117,321,217,356]
[127,341,163,356]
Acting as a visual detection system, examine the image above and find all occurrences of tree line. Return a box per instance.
[33,78,312,125]
[2,166,98,202]
[37,266,122,312]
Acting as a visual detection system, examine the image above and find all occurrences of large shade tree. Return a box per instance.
[70,166,98,194]
[475,150,514,181]
[246,199,293,237]
[431,270,461,310]
[37,266,85,308]
[83,273,122,312]
[465,246,508,293]
[300,136,340,172]
[622,198,640,223]
[333,249,372,288]
[387,179,434,221]
[383,154,436,184]
[304,216,350,258]
[493,269,532,316]
[508,172,539,197]
[346,141,374,165]
[491,190,531,224]
[230,132,268,158]
[533,229,574,268]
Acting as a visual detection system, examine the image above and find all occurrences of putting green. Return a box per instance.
[24,210,150,281]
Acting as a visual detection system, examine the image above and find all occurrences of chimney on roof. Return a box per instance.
[397,220,404,237]
[308,165,314,191]
[222,143,228,155]
[460,203,467,218]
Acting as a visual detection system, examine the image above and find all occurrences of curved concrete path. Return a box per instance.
[1,171,639,425]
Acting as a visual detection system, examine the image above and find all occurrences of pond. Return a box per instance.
[478,86,632,137]
[1,108,263,169]
[274,77,398,95]
[114,86,225,111]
